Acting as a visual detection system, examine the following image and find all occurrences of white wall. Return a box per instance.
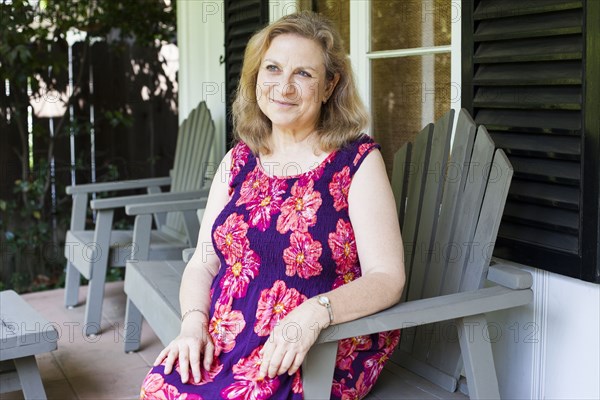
[489,260,600,399]
[177,2,600,399]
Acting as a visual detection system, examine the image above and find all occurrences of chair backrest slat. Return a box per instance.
[162,102,215,242]
[421,110,477,300]
[391,142,412,227]
[405,111,454,303]
[398,124,434,302]
[439,126,495,296]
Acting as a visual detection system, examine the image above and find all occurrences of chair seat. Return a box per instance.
[124,260,186,346]
[65,230,187,278]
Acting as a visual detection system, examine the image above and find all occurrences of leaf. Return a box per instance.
[0,200,6,211]
[33,210,41,220]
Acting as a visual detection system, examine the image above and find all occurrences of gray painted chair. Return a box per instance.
[301,109,533,399]
[63,101,215,335]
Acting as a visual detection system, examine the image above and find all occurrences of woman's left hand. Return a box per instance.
[258,298,330,379]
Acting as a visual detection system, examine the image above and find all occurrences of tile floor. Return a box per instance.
[1,282,467,399]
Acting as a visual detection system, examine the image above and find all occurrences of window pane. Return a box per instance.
[371,0,452,51]
[313,0,350,54]
[371,53,452,174]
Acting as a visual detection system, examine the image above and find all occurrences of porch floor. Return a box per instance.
[1,282,467,400]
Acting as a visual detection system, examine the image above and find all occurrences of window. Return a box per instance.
[311,1,457,174]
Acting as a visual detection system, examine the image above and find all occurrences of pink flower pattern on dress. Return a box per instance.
[332,372,371,400]
[336,336,373,375]
[175,358,224,386]
[140,373,164,397]
[221,346,281,400]
[362,351,389,389]
[245,178,288,231]
[353,142,376,166]
[236,167,270,207]
[254,280,307,337]
[283,231,323,279]
[209,302,246,356]
[229,143,252,195]
[378,330,401,353]
[292,370,303,394]
[276,179,322,234]
[219,246,260,303]
[213,213,249,263]
[328,219,358,274]
[329,166,351,211]
[332,265,362,289]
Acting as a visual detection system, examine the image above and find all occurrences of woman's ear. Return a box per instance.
[325,73,341,102]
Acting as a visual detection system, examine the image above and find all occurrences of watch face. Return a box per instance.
[319,296,330,306]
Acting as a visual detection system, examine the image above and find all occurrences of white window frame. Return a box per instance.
[349,0,462,135]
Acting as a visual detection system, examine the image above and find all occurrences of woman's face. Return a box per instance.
[256,34,336,135]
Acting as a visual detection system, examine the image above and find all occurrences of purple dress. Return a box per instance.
[140,135,400,400]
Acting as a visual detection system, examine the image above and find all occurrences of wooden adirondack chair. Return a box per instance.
[301,109,533,399]
[63,101,216,336]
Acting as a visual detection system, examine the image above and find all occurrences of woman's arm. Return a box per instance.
[322,148,406,324]
[259,149,405,379]
[154,149,233,384]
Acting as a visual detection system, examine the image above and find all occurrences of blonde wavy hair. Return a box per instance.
[232,11,369,155]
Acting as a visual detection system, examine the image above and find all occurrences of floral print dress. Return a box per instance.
[140,135,400,400]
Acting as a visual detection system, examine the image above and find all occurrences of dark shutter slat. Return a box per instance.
[473,0,582,20]
[509,156,580,185]
[498,222,579,254]
[474,9,582,41]
[508,180,579,210]
[473,61,582,86]
[503,201,579,232]
[490,132,581,159]
[475,109,581,131]
[473,86,582,110]
[474,35,582,63]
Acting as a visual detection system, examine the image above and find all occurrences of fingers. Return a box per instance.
[178,343,192,383]
[163,345,179,375]
[277,351,296,376]
[203,339,215,371]
[188,342,201,384]
[287,353,304,376]
[153,346,170,366]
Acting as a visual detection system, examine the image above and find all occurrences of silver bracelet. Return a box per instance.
[181,308,209,322]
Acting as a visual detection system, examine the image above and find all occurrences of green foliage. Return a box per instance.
[0,0,176,293]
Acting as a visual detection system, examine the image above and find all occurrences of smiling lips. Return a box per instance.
[271,99,297,107]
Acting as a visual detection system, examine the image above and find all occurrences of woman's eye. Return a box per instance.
[298,70,312,78]
[266,65,279,72]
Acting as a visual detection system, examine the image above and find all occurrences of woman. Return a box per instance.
[140,11,405,400]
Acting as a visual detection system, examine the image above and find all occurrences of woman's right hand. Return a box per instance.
[153,313,214,384]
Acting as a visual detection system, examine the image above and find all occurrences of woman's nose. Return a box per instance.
[281,74,299,99]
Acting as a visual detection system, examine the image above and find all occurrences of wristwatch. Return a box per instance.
[316,295,334,326]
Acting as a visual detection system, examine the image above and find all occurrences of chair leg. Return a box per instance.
[83,266,107,336]
[124,298,143,353]
[64,261,80,308]
[302,340,338,400]
[14,356,47,400]
[457,314,501,400]
[83,209,113,336]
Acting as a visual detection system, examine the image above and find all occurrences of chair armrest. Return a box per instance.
[90,188,210,210]
[125,199,208,215]
[182,248,195,263]
[66,176,171,195]
[316,285,533,344]
[487,260,533,290]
